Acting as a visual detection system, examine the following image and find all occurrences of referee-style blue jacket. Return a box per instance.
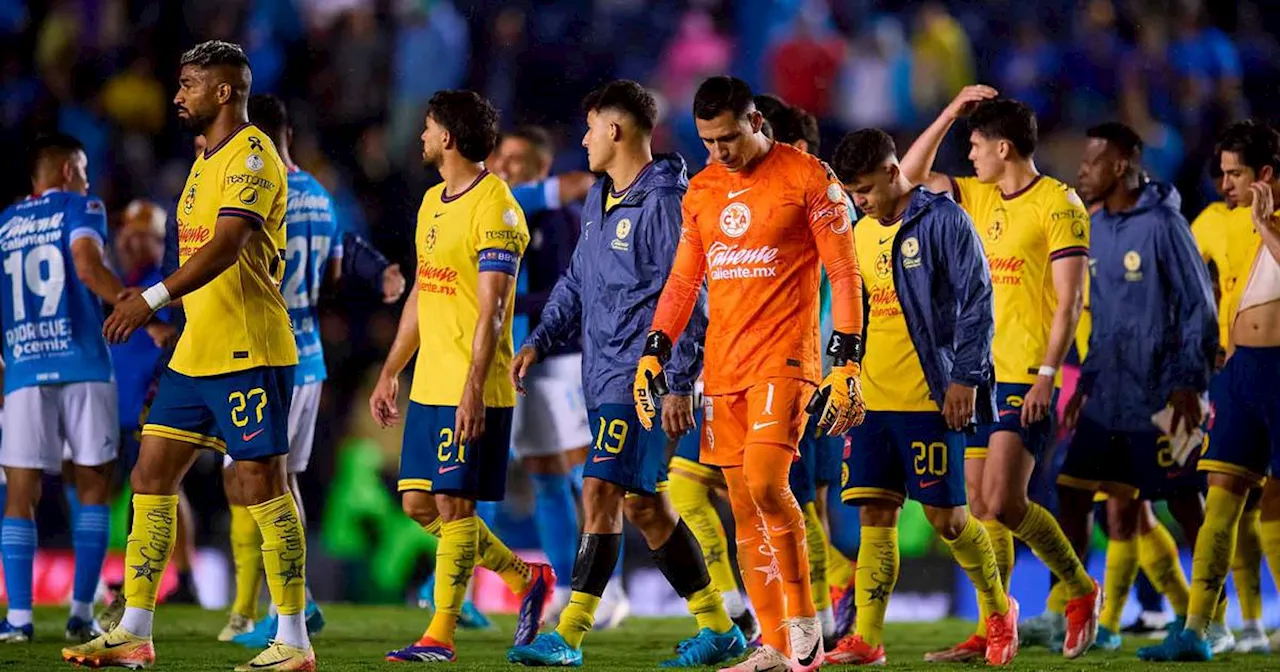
[526,154,706,409]
[1078,181,1218,432]
[883,186,997,425]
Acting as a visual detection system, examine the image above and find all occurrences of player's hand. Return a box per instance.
[942,382,976,431]
[369,372,401,428]
[807,363,866,437]
[1168,387,1204,436]
[1062,389,1086,431]
[661,394,694,439]
[511,345,539,395]
[382,264,407,304]
[103,294,156,344]
[943,85,999,120]
[633,331,673,431]
[1021,374,1054,427]
[1250,182,1276,232]
[456,382,486,445]
[144,322,179,349]
[116,287,143,305]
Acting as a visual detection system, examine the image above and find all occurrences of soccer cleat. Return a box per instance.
[1092,625,1122,651]
[387,636,458,663]
[219,614,255,642]
[1268,628,1280,652]
[1016,611,1063,649]
[984,597,1019,666]
[1061,578,1101,658]
[232,613,277,649]
[506,631,583,667]
[235,641,315,671]
[716,644,791,672]
[662,626,747,667]
[922,635,986,663]
[732,609,762,646]
[304,602,326,635]
[418,576,488,630]
[1136,628,1212,662]
[832,581,856,641]
[1206,622,1236,655]
[61,627,155,669]
[66,615,104,643]
[1234,624,1270,654]
[788,616,823,672]
[513,563,556,647]
[0,619,33,643]
[594,584,630,631]
[1121,611,1169,639]
[458,600,491,631]
[96,591,126,633]
[825,634,886,665]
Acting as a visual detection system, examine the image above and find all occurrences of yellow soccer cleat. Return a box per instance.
[218,614,255,642]
[234,641,316,671]
[62,626,155,669]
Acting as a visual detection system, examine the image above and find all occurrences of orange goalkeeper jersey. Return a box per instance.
[651,142,864,396]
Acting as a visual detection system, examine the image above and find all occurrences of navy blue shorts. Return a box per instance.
[790,413,843,503]
[673,407,705,464]
[142,366,294,461]
[1202,346,1280,486]
[583,404,669,495]
[966,382,1059,460]
[842,411,967,508]
[1058,416,1205,500]
[815,432,844,486]
[398,402,513,501]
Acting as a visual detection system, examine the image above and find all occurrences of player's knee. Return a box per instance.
[1106,499,1140,540]
[742,472,788,514]
[923,505,967,540]
[582,478,626,532]
[436,494,476,522]
[233,457,288,504]
[983,486,1026,526]
[624,495,675,536]
[1259,481,1280,520]
[522,452,569,476]
[401,493,439,529]
[859,503,899,528]
[1,471,40,518]
[71,463,112,505]
[967,490,992,520]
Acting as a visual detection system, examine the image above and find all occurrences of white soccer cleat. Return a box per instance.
[788,616,823,672]
[594,584,631,631]
[718,645,791,672]
[1206,622,1236,655]
[1234,624,1270,654]
[542,590,572,627]
[219,613,255,642]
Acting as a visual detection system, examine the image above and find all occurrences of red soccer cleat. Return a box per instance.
[922,635,986,663]
[824,634,885,666]
[984,597,1019,666]
[1062,579,1101,659]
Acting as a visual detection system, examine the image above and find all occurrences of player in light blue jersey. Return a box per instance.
[0,134,130,643]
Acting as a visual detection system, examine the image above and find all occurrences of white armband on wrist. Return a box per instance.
[142,283,171,311]
[1037,365,1057,378]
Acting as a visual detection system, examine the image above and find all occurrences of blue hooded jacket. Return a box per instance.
[882,187,997,424]
[1079,181,1218,432]
[526,154,707,408]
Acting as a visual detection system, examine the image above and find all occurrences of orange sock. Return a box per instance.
[726,465,789,656]
[747,442,814,619]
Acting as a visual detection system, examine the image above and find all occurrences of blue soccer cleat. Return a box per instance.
[419,576,491,630]
[1093,625,1122,651]
[65,615,102,643]
[1137,628,1212,662]
[661,626,747,667]
[231,602,326,649]
[305,601,325,635]
[513,563,556,647]
[387,636,457,663]
[0,619,33,643]
[507,631,583,667]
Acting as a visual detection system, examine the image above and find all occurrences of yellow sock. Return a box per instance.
[975,519,1014,637]
[229,504,263,619]
[1259,518,1280,608]
[124,494,178,611]
[803,502,831,611]
[687,584,734,633]
[1186,486,1246,634]
[827,545,854,589]
[1212,590,1228,626]
[1045,580,1067,614]
[854,526,898,647]
[247,493,306,617]
[1100,538,1138,631]
[423,515,531,595]
[1012,502,1092,598]
[1233,509,1264,623]
[1138,522,1189,616]
[555,591,601,649]
[424,516,479,644]
[944,516,1009,630]
[669,473,738,597]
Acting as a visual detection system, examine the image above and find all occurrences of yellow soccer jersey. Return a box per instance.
[169,123,297,377]
[1192,202,1259,347]
[951,175,1090,385]
[854,215,935,412]
[411,171,529,408]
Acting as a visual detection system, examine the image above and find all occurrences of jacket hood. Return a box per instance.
[612,153,689,204]
[1111,180,1182,218]
[903,185,955,222]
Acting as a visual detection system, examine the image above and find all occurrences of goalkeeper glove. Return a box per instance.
[806,331,867,436]
[634,331,672,431]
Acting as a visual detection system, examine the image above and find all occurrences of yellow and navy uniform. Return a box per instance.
[143,123,298,459]
[1191,202,1258,350]
[840,213,966,509]
[399,171,529,499]
[950,175,1089,459]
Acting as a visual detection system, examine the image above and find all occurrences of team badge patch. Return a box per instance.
[719,202,752,238]
[245,154,264,172]
[502,209,519,228]
[238,187,258,206]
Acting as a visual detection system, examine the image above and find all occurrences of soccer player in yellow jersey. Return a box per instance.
[368,90,553,663]
[901,86,1101,660]
[62,41,313,672]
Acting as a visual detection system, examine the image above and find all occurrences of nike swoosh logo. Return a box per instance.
[104,640,130,649]
[242,429,265,442]
[250,660,288,669]
[998,409,1019,417]
[797,640,821,667]
[921,479,942,489]
[439,465,462,474]
[752,421,779,431]
[728,188,752,199]
[592,455,616,463]
[879,236,893,244]
[434,212,445,218]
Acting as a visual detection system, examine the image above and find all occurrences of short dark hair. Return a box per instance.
[179,40,250,70]
[426,90,500,162]
[968,99,1037,158]
[1215,120,1280,175]
[29,132,84,178]
[693,76,755,121]
[797,108,820,154]
[582,80,658,132]
[1086,122,1143,161]
[247,94,288,143]
[756,95,804,146]
[831,129,897,182]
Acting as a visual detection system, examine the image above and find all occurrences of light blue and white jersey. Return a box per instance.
[0,189,113,392]
[282,169,343,385]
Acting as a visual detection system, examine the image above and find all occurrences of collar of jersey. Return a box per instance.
[441,170,489,203]
[203,122,252,160]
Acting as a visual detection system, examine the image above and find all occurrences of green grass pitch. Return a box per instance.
[2,606,1271,670]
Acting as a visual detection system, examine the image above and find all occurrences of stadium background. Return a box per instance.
[0,0,1277,627]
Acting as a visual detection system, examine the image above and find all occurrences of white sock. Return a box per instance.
[818,606,836,639]
[70,600,93,621]
[275,612,309,649]
[120,607,153,638]
[7,609,32,627]
[1243,619,1264,634]
[269,602,279,618]
[722,590,746,618]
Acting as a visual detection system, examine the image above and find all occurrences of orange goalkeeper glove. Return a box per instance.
[634,331,672,431]
[806,331,867,436]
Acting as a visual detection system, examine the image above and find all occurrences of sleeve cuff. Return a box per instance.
[69,228,105,249]
[218,207,265,229]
